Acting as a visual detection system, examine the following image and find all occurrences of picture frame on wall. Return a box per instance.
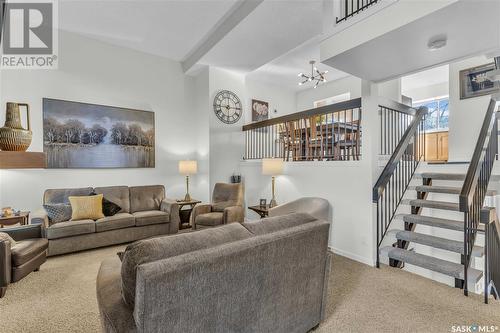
[252,99,269,122]
[459,62,500,100]
[43,98,155,169]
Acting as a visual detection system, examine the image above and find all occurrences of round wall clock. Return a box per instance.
[213,90,242,124]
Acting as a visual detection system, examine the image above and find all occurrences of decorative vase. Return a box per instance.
[0,102,32,151]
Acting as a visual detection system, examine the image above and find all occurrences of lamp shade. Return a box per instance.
[262,158,284,176]
[179,160,198,175]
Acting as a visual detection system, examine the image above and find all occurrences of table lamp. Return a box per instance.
[262,158,284,208]
[179,160,197,201]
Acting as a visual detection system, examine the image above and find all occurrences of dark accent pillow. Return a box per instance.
[117,251,124,261]
[43,203,72,225]
[90,191,122,217]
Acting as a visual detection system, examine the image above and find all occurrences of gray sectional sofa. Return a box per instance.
[96,212,331,333]
[32,185,180,256]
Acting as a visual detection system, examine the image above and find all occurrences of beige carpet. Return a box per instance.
[1,247,499,333]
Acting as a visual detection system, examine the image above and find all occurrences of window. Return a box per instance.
[413,96,449,131]
[314,92,351,108]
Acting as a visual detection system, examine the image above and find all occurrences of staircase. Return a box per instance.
[380,172,491,288]
[373,94,500,301]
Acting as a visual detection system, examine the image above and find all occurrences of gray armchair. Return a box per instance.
[268,197,330,221]
[192,183,244,229]
[0,224,48,298]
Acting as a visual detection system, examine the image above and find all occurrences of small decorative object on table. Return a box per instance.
[175,199,201,229]
[0,102,32,151]
[248,204,270,219]
[259,199,267,207]
[231,174,241,183]
[0,211,29,228]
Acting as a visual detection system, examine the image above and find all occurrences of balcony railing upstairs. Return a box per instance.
[242,98,362,161]
[336,0,380,24]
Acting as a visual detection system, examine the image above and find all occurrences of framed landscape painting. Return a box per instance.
[460,62,499,99]
[43,98,155,168]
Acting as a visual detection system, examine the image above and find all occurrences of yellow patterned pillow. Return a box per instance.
[69,194,105,221]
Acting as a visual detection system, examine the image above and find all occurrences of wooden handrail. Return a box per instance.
[242,98,362,131]
[372,105,427,201]
[459,94,500,212]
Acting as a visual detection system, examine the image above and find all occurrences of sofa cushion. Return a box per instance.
[11,238,48,266]
[44,187,94,205]
[120,223,252,308]
[133,210,169,227]
[43,203,72,225]
[95,213,135,232]
[69,194,105,220]
[94,186,130,214]
[242,212,317,235]
[129,185,165,213]
[46,220,96,239]
[195,212,223,226]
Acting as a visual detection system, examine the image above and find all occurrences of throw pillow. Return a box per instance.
[69,194,105,221]
[43,203,72,225]
[0,232,16,247]
[89,191,122,217]
[117,251,124,261]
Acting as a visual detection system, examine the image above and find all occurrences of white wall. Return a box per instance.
[402,82,448,103]
[448,55,493,162]
[0,31,210,212]
[296,75,361,111]
[245,79,296,119]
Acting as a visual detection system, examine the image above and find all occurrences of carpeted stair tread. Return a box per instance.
[380,247,483,282]
[403,199,460,211]
[411,185,497,196]
[396,214,464,231]
[394,230,484,257]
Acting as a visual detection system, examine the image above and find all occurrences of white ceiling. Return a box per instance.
[323,0,500,82]
[59,0,327,76]
[59,0,239,61]
[402,64,449,92]
[246,38,350,91]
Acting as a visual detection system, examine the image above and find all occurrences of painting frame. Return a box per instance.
[252,99,269,122]
[459,62,500,100]
[43,98,155,169]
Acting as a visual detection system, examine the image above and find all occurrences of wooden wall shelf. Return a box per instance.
[0,151,47,169]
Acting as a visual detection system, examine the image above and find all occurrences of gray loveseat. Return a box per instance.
[32,185,180,256]
[96,212,331,333]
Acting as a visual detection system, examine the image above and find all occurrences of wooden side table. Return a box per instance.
[176,200,201,230]
[248,205,271,219]
[0,212,29,228]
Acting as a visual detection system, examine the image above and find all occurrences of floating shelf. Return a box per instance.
[0,151,47,169]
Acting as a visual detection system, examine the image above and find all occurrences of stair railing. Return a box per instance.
[481,207,500,303]
[459,95,500,296]
[373,100,427,267]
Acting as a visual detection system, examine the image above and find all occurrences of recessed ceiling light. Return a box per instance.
[427,35,447,51]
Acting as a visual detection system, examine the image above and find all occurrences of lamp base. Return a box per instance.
[269,198,277,208]
[184,193,192,202]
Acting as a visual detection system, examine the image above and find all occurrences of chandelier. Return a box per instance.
[298,60,328,88]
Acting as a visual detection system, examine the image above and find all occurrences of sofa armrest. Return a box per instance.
[223,206,244,224]
[2,224,42,241]
[191,204,212,229]
[31,209,49,228]
[0,241,11,291]
[160,198,180,234]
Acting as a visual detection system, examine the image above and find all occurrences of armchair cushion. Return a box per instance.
[46,220,96,239]
[95,213,135,232]
[212,183,244,212]
[11,238,48,266]
[0,232,16,247]
[195,212,223,226]
[133,211,169,227]
[223,206,244,224]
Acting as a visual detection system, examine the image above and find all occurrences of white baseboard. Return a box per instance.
[329,246,375,267]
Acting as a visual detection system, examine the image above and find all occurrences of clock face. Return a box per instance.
[213,90,242,124]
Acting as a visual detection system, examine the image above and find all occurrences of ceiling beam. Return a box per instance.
[181,0,264,73]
